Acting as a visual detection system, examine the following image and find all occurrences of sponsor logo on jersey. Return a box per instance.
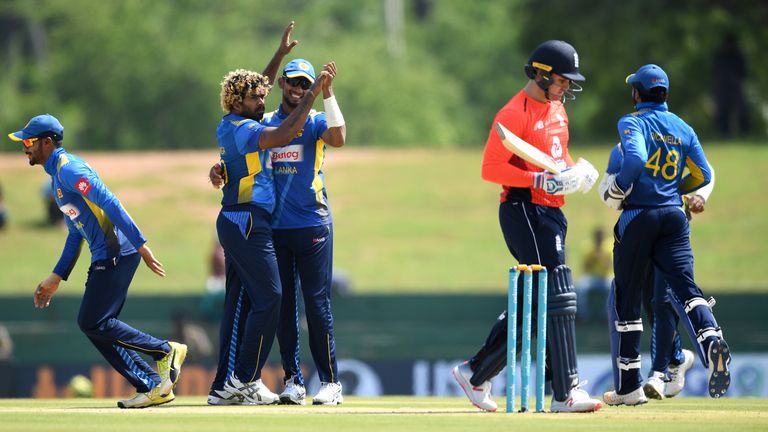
[56,188,63,199]
[534,120,544,130]
[275,166,298,175]
[271,144,304,163]
[551,136,563,159]
[75,177,92,196]
[312,236,327,244]
[60,203,80,220]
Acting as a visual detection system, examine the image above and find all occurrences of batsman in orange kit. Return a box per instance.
[452,40,602,413]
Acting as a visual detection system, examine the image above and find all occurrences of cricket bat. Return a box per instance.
[494,122,562,174]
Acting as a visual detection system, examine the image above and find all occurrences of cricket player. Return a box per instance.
[9,114,187,409]
[207,29,334,404]
[600,64,730,405]
[264,58,346,405]
[602,143,713,400]
[452,40,603,413]
[643,167,715,400]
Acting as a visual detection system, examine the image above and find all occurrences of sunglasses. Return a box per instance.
[22,137,39,148]
[284,76,312,90]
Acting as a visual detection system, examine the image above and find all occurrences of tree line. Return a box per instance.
[1,0,765,150]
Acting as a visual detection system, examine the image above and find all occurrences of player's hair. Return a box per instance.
[219,69,271,113]
[635,86,667,103]
[38,132,63,148]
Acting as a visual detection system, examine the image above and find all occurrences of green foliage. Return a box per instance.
[517,0,768,139]
[0,1,766,149]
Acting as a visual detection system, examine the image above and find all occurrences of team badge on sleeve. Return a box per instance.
[75,177,92,196]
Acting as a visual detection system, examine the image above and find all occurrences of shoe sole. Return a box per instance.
[118,396,175,409]
[642,383,664,400]
[312,398,343,405]
[451,366,496,412]
[708,339,731,398]
[551,401,604,412]
[280,395,307,405]
[207,395,244,405]
[604,398,647,407]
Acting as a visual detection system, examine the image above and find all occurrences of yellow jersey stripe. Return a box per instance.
[237,151,262,204]
[680,156,706,192]
[311,138,326,206]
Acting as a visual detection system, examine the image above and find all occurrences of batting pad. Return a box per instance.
[547,265,579,401]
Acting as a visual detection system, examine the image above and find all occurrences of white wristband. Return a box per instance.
[323,95,345,128]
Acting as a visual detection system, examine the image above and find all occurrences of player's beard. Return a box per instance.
[282,95,300,111]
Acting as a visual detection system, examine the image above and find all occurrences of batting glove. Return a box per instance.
[533,169,582,195]
[575,158,599,193]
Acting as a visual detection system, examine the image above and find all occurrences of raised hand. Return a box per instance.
[277,21,299,56]
[322,61,337,93]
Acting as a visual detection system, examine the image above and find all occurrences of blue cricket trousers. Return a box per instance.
[215,204,281,383]
[611,206,718,393]
[78,253,170,393]
[274,224,338,385]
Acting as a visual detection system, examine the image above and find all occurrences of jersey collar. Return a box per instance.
[635,101,668,111]
[44,147,66,177]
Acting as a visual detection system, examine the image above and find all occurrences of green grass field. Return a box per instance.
[1,144,766,296]
[0,397,767,432]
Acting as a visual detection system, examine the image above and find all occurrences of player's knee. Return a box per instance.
[77,316,110,336]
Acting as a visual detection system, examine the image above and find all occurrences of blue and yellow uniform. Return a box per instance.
[262,105,339,387]
[607,65,726,397]
[44,146,170,393]
[213,113,281,388]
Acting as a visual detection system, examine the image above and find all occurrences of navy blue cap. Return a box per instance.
[8,114,64,142]
[283,59,315,83]
[626,64,669,92]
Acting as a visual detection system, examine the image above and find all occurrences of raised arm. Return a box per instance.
[319,62,346,148]
[262,21,299,86]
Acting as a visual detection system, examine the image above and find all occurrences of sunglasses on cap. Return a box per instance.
[284,76,312,90]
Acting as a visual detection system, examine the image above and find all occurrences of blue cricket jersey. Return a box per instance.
[44,147,146,280]
[217,113,275,213]
[616,102,711,208]
[261,106,331,229]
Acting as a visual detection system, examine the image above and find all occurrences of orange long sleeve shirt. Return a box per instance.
[481,90,575,207]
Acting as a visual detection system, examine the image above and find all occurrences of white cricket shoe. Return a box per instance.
[207,388,244,405]
[550,384,603,412]
[224,373,279,405]
[643,372,666,400]
[312,382,343,405]
[118,386,175,409]
[664,349,694,397]
[707,338,731,398]
[451,362,497,412]
[603,387,648,406]
[279,377,307,405]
